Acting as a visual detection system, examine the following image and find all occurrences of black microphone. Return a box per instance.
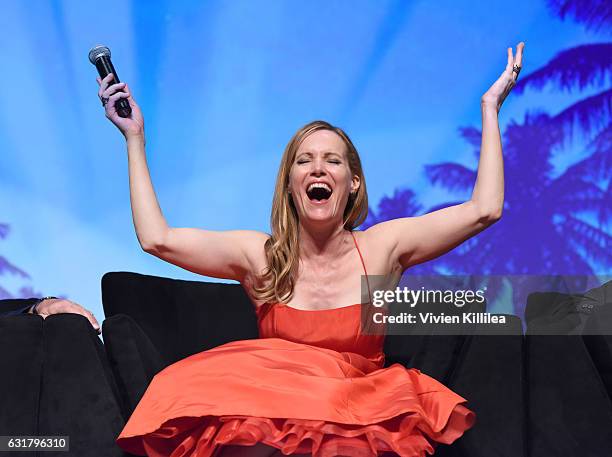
[88,45,132,118]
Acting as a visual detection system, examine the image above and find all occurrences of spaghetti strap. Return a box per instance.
[350,231,373,305]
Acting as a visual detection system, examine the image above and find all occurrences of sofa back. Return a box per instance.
[101,272,259,365]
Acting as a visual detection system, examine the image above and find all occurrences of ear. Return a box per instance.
[351,175,361,194]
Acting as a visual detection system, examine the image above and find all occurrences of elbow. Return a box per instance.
[140,235,167,254]
[139,228,170,254]
[482,208,502,224]
[140,240,159,254]
[473,202,503,225]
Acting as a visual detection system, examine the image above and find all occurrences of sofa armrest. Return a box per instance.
[0,313,129,456]
[39,313,129,456]
[0,314,44,437]
[102,314,167,417]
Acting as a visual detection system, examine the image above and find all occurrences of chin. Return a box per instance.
[297,195,347,225]
[302,209,342,226]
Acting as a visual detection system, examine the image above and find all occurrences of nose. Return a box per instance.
[311,157,326,176]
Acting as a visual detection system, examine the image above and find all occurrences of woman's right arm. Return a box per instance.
[97,74,267,282]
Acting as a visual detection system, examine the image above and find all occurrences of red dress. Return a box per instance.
[116,232,476,456]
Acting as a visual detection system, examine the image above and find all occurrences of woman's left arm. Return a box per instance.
[368,42,525,271]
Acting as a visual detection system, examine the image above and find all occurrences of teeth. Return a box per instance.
[307,182,332,192]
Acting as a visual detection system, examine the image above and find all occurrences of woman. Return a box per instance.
[98,43,524,457]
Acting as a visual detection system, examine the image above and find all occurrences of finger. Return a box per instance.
[96,76,101,86]
[86,315,99,332]
[79,308,99,330]
[99,73,115,93]
[103,82,127,98]
[515,41,525,67]
[107,91,130,105]
[89,313,101,332]
[506,47,513,71]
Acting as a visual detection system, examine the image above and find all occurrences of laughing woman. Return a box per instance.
[98,43,524,457]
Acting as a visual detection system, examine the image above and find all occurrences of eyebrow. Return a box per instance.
[296,151,343,159]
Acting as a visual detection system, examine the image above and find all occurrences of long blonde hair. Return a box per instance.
[253,120,368,304]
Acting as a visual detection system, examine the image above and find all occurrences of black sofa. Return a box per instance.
[4,272,610,456]
[101,271,525,457]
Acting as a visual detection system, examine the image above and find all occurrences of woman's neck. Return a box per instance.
[298,223,351,260]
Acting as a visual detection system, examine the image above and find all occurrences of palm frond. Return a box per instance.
[360,205,380,230]
[563,149,612,183]
[0,256,30,278]
[555,181,606,213]
[561,214,612,264]
[544,231,596,274]
[599,181,612,226]
[0,285,13,300]
[588,122,612,151]
[550,87,612,144]
[458,126,482,148]
[424,163,477,192]
[514,43,612,95]
[0,224,9,239]
[547,0,612,32]
[377,188,423,220]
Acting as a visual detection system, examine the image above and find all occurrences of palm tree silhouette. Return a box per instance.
[429,112,610,311]
[361,1,612,315]
[501,0,612,310]
[0,223,32,299]
[363,0,612,315]
[514,0,612,231]
[362,188,422,229]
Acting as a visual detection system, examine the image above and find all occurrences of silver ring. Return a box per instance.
[512,64,521,76]
[100,96,109,107]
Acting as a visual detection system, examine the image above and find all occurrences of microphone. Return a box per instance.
[88,45,132,118]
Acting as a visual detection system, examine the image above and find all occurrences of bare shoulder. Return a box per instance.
[353,225,403,275]
[360,218,411,252]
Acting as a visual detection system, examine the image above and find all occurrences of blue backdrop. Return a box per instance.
[0,0,610,321]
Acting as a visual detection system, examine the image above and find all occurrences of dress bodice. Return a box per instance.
[255,302,386,368]
[254,231,386,369]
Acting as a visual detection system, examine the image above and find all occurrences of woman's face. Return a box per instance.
[288,130,360,226]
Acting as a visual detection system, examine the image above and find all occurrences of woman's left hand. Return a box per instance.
[481,42,525,113]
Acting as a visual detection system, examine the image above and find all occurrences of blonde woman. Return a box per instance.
[99,43,524,457]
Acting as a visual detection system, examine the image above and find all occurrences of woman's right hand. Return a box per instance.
[97,73,145,140]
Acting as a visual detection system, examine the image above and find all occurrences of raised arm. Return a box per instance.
[97,74,267,281]
[367,42,524,271]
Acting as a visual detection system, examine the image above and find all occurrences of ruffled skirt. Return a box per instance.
[116,338,475,456]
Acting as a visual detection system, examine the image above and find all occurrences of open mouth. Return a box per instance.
[306,182,333,202]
